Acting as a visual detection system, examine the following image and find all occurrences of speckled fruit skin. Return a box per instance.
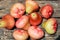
[13,29,28,40]
[29,12,42,26]
[26,1,39,14]
[16,15,29,28]
[42,18,57,34]
[28,26,44,39]
[40,4,53,18]
[10,3,25,18]
[2,14,15,30]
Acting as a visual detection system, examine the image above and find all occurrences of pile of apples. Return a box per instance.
[0,0,58,40]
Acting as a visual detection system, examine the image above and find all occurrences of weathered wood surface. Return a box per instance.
[0,1,60,17]
[0,0,60,40]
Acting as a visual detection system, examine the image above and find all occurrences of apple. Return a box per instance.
[13,29,29,40]
[2,14,15,30]
[10,3,25,18]
[29,12,42,26]
[42,18,57,34]
[16,15,29,29]
[40,4,53,18]
[23,22,30,30]
[28,26,44,40]
[0,19,7,28]
[42,21,46,28]
[26,1,39,14]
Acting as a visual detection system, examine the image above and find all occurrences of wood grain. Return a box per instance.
[0,1,60,17]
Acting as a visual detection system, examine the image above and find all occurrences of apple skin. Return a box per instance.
[10,3,25,18]
[16,15,29,29]
[42,18,57,34]
[28,26,44,39]
[23,22,30,30]
[40,4,53,18]
[13,29,28,40]
[0,19,7,28]
[2,14,15,30]
[42,21,46,29]
[26,1,39,14]
[29,12,42,26]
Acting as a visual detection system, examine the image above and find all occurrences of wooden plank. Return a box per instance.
[0,0,25,18]
[37,1,60,17]
[0,28,60,40]
[36,1,60,9]
[0,1,60,17]
[52,10,60,17]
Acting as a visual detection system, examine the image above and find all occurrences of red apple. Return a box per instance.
[28,26,44,40]
[29,12,42,26]
[16,15,29,28]
[0,19,7,28]
[13,29,28,40]
[40,4,53,18]
[10,3,25,18]
[26,1,39,14]
[2,14,15,30]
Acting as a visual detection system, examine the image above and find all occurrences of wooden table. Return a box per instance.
[0,0,60,40]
